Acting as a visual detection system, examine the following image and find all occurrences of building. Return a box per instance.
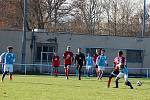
[0,30,150,75]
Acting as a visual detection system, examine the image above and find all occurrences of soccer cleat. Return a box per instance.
[107,84,110,88]
[113,87,118,88]
[10,75,12,80]
[1,77,4,82]
[66,77,69,80]
[100,77,102,80]
[10,77,12,80]
[79,77,81,80]
[130,86,133,89]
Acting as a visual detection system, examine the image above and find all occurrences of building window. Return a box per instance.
[126,50,143,63]
[36,43,57,62]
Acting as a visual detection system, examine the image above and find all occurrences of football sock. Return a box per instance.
[115,80,119,88]
[125,81,133,89]
[2,71,7,81]
[108,77,112,88]
[10,73,12,80]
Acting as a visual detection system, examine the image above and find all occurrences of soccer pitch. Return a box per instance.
[0,75,150,100]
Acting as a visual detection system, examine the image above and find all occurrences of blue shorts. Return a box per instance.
[3,64,13,73]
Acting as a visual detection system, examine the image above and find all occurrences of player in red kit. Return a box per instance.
[93,49,100,78]
[63,46,73,80]
[52,53,60,76]
[107,55,119,88]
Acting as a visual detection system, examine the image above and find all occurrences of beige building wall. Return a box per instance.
[0,30,150,74]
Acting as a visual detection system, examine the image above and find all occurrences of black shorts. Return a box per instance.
[95,65,98,68]
[110,70,119,77]
[76,64,83,68]
[64,64,71,68]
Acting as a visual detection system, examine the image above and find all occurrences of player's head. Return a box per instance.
[118,50,123,57]
[78,48,82,53]
[67,46,71,51]
[101,49,105,55]
[7,46,13,52]
[96,49,100,55]
[87,52,91,56]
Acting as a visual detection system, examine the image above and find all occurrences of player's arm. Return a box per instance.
[105,57,108,66]
[13,54,16,63]
[58,56,60,67]
[96,56,99,66]
[0,53,5,63]
[63,53,66,59]
[74,54,77,66]
[71,52,74,63]
[83,54,86,66]
[52,57,54,67]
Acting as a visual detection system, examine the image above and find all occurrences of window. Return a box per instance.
[126,50,143,63]
[36,43,57,62]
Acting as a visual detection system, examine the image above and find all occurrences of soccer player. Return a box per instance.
[0,46,15,82]
[63,46,73,80]
[93,49,100,78]
[96,49,108,80]
[114,50,133,89]
[52,53,60,76]
[107,54,120,88]
[86,53,93,77]
[75,48,85,80]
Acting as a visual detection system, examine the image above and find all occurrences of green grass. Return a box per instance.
[0,75,150,100]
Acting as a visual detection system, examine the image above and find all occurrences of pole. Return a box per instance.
[142,0,146,37]
[21,0,27,72]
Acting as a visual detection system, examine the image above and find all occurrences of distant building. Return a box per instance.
[0,30,150,75]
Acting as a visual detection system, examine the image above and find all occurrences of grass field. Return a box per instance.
[0,75,150,100]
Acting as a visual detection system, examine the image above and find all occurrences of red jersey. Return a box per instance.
[93,54,99,64]
[113,56,126,71]
[63,51,73,65]
[113,56,119,71]
[52,56,60,67]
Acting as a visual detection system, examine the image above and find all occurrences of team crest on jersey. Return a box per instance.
[66,54,71,59]
[54,58,58,61]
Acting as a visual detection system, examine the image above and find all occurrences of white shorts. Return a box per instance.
[98,66,105,71]
[4,64,13,72]
[86,65,92,69]
[116,72,128,81]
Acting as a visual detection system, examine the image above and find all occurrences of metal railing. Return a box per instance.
[6,63,149,78]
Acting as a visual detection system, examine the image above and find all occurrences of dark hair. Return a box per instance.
[101,49,105,52]
[7,46,13,50]
[118,50,123,56]
[67,46,70,48]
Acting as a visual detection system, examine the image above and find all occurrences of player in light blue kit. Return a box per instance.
[115,50,133,89]
[96,49,108,80]
[86,53,93,77]
[0,46,15,82]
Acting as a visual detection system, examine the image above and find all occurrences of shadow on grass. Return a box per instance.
[13,81,82,88]
[13,81,53,86]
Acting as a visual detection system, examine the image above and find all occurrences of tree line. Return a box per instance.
[0,0,149,37]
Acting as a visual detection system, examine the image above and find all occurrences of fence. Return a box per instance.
[1,63,149,78]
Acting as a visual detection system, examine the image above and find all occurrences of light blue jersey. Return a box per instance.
[86,56,93,66]
[1,52,15,64]
[96,55,107,67]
